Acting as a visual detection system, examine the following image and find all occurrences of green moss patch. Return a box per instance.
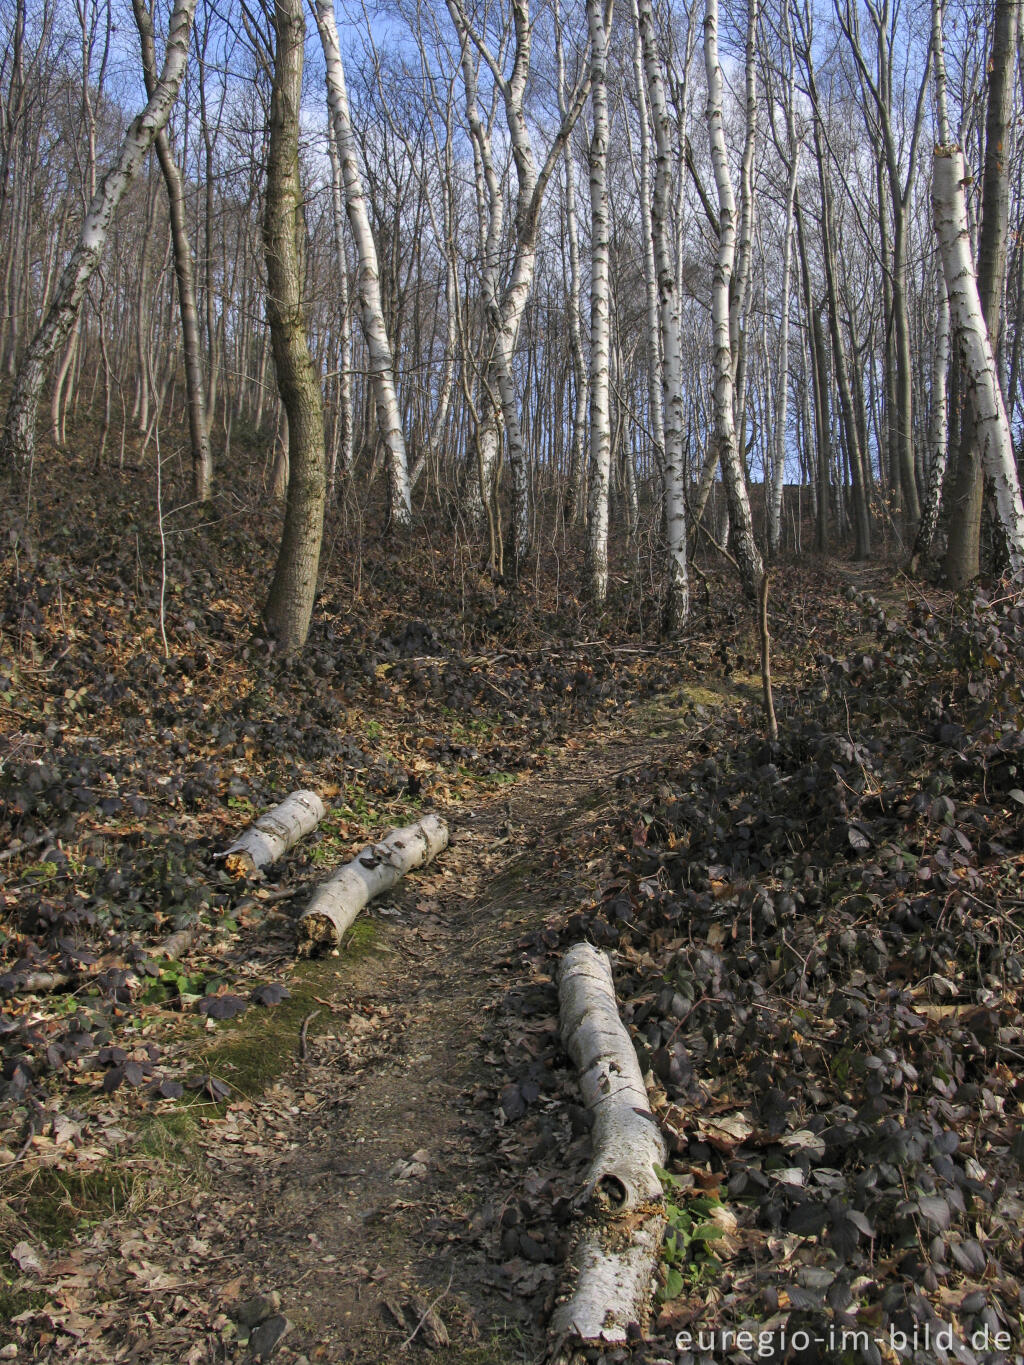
[197,956,361,1100]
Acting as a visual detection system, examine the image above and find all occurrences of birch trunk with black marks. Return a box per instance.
[298,816,449,954]
[325,126,353,484]
[731,0,758,459]
[262,0,327,652]
[314,0,411,527]
[584,0,613,605]
[1,0,196,472]
[704,0,762,598]
[637,0,689,630]
[549,943,666,1353]
[630,3,664,490]
[942,0,1020,585]
[223,791,326,877]
[448,0,590,573]
[910,279,950,572]
[931,0,1024,575]
[556,11,588,528]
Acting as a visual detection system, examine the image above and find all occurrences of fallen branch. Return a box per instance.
[0,829,57,864]
[221,790,325,877]
[297,815,449,955]
[549,942,667,1357]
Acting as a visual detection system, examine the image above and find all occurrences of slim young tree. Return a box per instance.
[584,0,613,604]
[314,0,411,528]
[0,0,197,472]
[262,0,327,650]
[704,0,763,597]
[931,0,1024,575]
[131,0,213,503]
[637,0,689,629]
[942,0,1020,584]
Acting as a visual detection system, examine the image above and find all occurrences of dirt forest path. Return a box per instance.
[177,709,681,1365]
[49,697,698,1365]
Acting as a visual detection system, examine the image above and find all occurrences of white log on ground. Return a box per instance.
[549,942,667,1352]
[297,815,449,954]
[222,790,325,877]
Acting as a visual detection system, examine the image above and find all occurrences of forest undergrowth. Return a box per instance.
[0,442,1022,1362]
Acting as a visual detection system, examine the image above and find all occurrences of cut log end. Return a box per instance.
[296,913,338,958]
[224,850,257,879]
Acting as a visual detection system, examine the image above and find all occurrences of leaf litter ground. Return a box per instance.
[2,456,1023,1363]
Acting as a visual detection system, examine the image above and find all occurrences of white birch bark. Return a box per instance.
[549,942,666,1351]
[637,0,689,630]
[630,0,665,482]
[910,279,950,570]
[768,45,799,559]
[325,125,353,482]
[451,28,503,528]
[704,0,763,596]
[297,815,449,953]
[585,0,613,604]
[1,0,197,471]
[448,0,590,571]
[933,148,1024,573]
[555,11,589,526]
[223,791,326,877]
[931,0,1023,574]
[314,0,411,527]
[731,0,758,451]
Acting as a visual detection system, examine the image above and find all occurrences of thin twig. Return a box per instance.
[298,1009,321,1060]
[0,829,56,864]
[400,1271,453,1351]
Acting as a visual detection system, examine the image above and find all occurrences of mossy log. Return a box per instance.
[297,814,448,955]
[548,942,667,1357]
[222,790,325,876]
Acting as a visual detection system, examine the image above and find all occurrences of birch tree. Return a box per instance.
[585,0,613,604]
[447,0,590,573]
[942,0,1020,584]
[909,274,949,571]
[704,0,763,597]
[314,0,411,528]
[0,0,197,472]
[931,0,1024,575]
[636,0,689,629]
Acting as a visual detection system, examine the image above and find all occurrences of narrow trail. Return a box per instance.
[74,702,699,1365]
[210,713,676,1364]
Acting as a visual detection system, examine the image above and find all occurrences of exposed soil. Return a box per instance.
[2,692,704,1365]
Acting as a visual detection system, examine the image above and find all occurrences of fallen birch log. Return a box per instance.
[549,942,667,1357]
[222,790,325,877]
[297,814,448,955]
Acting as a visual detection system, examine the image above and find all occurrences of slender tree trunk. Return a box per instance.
[1,0,196,473]
[556,15,588,527]
[932,0,1024,575]
[314,0,411,528]
[768,34,799,561]
[910,277,950,571]
[585,0,613,604]
[942,0,1020,584]
[325,118,353,484]
[813,120,871,558]
[704,0,762,597]
[262,0,327,651]
[132,0,212,503]
[631,0,665,484]
[638,0,689,629]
